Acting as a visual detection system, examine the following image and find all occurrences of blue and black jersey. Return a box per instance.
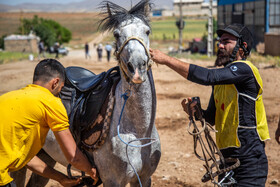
[187,62,266,158]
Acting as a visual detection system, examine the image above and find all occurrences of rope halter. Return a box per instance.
[114,36,153,83]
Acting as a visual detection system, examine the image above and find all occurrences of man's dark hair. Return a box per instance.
[33,59,65,83]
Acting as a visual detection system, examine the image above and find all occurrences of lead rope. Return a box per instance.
[187,104,240,186]
[117,89,158,187]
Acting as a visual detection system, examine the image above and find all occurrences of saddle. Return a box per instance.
[60,66,120,149]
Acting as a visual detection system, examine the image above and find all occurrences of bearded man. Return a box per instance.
[150,24,270,186]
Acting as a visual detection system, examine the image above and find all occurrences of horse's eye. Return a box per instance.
[114,32,120,39]
[146,30,150,36]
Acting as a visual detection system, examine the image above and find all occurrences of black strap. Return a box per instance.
[229,39,240,63]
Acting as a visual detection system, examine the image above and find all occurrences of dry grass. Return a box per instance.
[0,12,101,47]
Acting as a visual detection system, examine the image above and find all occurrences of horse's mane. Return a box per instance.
[98,0,153,31]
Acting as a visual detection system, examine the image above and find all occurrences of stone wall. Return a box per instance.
[5,38,38,53]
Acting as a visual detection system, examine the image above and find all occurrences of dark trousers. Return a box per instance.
[219,153,268,187]
[0,181,16,187]
[106,51,111,62]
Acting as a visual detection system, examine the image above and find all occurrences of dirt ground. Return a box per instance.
[0,47,279,187]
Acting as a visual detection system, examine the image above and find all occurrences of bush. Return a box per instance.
[18,15,72,48]
[0,34,7,50]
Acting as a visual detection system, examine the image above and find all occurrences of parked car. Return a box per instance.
[48,46,69,56]
[58,47,69,56]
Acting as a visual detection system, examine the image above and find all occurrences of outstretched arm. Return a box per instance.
[26,156,81,187]
[53,129,98,183]
[150,48,190,79]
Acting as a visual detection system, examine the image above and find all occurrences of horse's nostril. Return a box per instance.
[127,62,134,73]
[143,61,146,67]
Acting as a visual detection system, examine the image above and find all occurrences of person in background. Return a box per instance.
[85,42,91,59]
[0,59,98,186]
[38,41,45,60]
[150,24,270,186]
[54,42,60,59]
[105,43,112,62]
[97,43,103,62]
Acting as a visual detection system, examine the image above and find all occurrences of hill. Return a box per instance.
[0,0,173,12]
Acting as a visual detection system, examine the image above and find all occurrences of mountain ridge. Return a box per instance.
[0,0,173,12]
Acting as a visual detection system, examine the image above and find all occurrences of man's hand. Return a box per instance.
[87,167,99,185]
[149,48,170,65]
[275,116,280,144]
[181,97,197,117]
[150,48,190,79]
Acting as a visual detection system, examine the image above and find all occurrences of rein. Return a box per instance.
[117,88,158,148]
[187,104,240,186]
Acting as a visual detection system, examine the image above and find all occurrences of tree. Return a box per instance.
[0,34,7,50]
[18,15,72,48]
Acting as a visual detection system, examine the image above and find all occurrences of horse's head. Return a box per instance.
[99,0,153,84]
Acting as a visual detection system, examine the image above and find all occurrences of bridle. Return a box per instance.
[114,36,153,83]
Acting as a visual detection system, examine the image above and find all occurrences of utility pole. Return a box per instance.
[178,0,183,53]
[207,0,213,57]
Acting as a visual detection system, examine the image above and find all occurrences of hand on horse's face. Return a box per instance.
[149,48,169,65]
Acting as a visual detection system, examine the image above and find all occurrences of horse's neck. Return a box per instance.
[115,74,155,136]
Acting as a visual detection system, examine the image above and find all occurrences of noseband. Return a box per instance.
[114,36,153,82]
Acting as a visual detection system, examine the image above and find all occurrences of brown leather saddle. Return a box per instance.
[60,66,120,150]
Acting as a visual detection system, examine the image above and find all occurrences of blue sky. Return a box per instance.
[0,0,84,5]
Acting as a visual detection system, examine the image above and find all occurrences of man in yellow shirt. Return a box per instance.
[0,59,98,186]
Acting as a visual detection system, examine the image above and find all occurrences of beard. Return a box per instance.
[215,48,231,67]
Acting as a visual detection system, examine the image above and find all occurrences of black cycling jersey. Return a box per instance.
[187,62,266,158]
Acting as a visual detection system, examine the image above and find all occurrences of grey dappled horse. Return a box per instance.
[12,1,161,187]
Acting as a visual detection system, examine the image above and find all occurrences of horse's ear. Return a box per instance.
[107,2,112,16]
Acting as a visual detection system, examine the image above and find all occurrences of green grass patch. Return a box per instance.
[0,51,30,64]
[102,17,208,49]
[150,18,207,42]
[168,51,280,68]
[0,51,54,64]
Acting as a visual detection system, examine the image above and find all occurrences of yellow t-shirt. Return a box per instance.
[0,84,69,185]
